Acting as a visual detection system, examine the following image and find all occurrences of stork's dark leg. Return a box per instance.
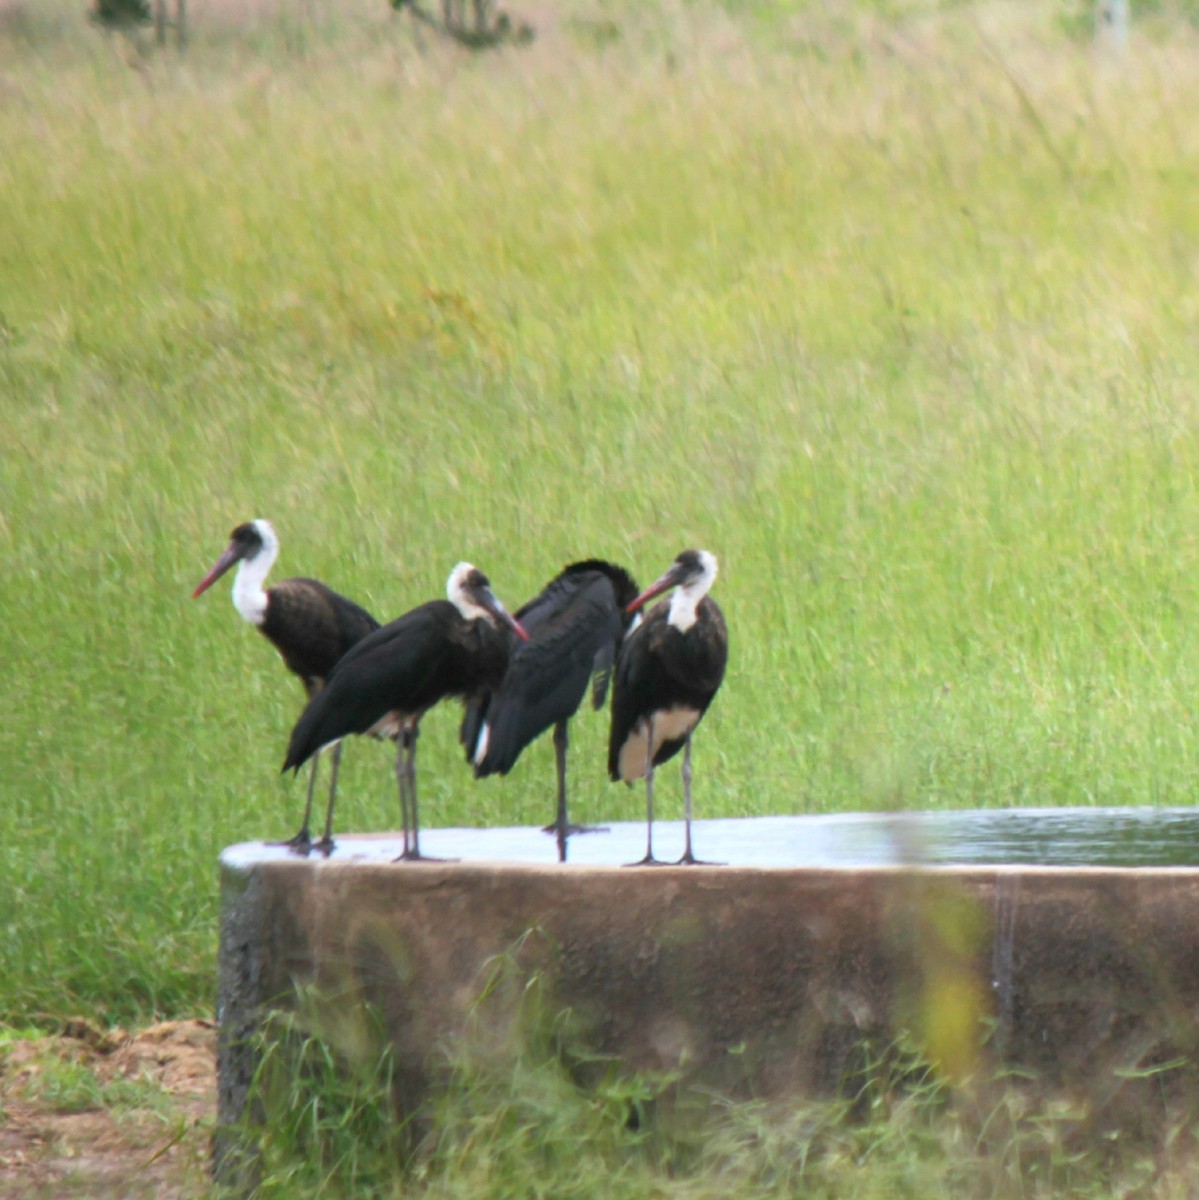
[542,721,608,859]
[405,725,421,860]
[551,720,569,861]
[277,751,319,853]
[394,731,412,860]
[393,724,455,862]
[312,741,344,856]
[544,720,570,852]
[676,734,721,866]
[626,718,666,867]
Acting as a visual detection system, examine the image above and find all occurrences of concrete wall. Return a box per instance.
[215,842,1199,1180]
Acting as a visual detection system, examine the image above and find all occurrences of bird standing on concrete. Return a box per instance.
[608,549,728,866]
[283,562,528,860]
[466,560,640,861]
[192,518,379,853]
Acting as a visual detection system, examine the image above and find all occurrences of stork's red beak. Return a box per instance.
[479,587,529,641]
[497,605,530,642]
[192,544,242,599]
[625,566,684,615]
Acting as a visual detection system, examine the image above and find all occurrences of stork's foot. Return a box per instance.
[274,828,313,855]
[392,849,458,864]
[623,854,671,868]
[542,821,610,837]
[676,850,723,867]
[312,835,336,857]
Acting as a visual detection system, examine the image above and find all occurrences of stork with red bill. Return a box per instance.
[608,549,728,866]
[283,562,528,861]
[192,519,379,853]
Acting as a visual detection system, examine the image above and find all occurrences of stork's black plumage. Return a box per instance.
[282,562,527,860]
[465,560,640,860]
[608,549,728,866]
[192,518,379,853]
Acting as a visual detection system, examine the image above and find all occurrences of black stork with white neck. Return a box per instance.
[192,519,380,854]
[608,549,728,866]
[464,560,640,861]
[282,562,528,861]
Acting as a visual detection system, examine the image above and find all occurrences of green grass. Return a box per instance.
[228,982,1191,1200]
[8,4,1199,1196]
[3,0,1199,1030]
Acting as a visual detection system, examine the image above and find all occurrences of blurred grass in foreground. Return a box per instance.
[232,981,1193,1200]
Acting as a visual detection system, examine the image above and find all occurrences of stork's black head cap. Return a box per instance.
[230,522,265,551]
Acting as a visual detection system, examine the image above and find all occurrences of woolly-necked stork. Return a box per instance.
[192,518,379,853]
[608,549,728,866]
[282,563,528,861]
[465,560,640,861]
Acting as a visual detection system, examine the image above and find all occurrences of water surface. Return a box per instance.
[222,807,1199,869]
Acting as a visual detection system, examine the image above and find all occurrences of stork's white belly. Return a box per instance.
[617,707,701,781]
[473,722,491,764]
[365,711,412,742]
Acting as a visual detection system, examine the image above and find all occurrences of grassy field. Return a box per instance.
[3,0,1199,1189]
[3,0,1199,1024]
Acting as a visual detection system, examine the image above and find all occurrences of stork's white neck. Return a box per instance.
[668,587,702,632]
[232,521,278,626]
[667,551,718,633]
[447,562,489,623]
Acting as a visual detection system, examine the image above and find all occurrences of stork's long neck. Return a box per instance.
[668,581,707,633]
[452,593,491,624]
[447,564,491,625]
[232,545,275,626]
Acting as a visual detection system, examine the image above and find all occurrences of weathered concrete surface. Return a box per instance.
[216,829,1199,1179]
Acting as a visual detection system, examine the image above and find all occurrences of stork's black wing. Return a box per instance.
[261,578,380,691]
[607,604,660,781]
[513,560,635,628]
[607,597,728,780]
[471,564,633,776]
[283,600,457,772]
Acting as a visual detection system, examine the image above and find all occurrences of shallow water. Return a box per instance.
[222,807,1199,869]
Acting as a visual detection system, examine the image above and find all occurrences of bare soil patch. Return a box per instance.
[1,1019,216,1200]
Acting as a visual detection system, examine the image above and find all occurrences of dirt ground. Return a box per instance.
[0,1019,216,1200]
